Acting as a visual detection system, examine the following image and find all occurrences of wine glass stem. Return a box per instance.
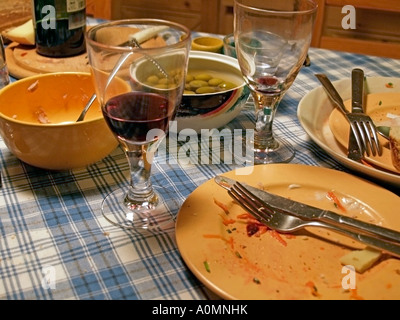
[252,91,281,149]
[124,144,158,210]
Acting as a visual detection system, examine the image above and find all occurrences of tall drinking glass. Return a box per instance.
[234,0,317,164]
[86,19,191,230]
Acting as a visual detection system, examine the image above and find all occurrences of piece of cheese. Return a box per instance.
[5,19,35,46]
[340,247,382,273]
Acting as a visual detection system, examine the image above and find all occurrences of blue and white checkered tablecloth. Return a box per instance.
[1,23,400,300]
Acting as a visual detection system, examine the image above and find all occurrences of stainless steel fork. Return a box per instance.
[228,182,400,258]
[315,73,382,157]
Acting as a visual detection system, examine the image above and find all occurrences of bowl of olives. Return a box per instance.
[131,50,250,133]
[177,51,250,133]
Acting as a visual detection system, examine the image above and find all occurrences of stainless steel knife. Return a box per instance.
[315,73,363,162]
[348,69,365,161]
[215,175,400,243]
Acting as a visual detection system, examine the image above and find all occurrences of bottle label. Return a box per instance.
[67,0,86,13]
[52,0,86,31]
[68,9,86,29]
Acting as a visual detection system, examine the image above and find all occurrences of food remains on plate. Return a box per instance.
[389,126,400,171]
[369,106,400,171]
[330,91,400,173]
[207,185,388,298]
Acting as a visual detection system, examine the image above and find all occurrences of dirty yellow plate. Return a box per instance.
[175,164,400,300]
[329,92,400,174]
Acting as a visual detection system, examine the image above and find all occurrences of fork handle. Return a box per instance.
[351,68,365,113]
[315,220,400,258]
[216,176,400,244]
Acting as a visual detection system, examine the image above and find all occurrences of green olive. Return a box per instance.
[189,80,209,89]
[146,75,160,84]
[184,90,196,95]
[174,74,183,83]
[158,78,169,85]
[186,74,194,82]
[219,81,237,90]
[208,78,224,86]
[195,73,213,81]
[196,86,217,94]
[153,84,169,89]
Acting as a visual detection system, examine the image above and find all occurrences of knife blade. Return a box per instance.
[214,175,400,243]
[348,69,365,161]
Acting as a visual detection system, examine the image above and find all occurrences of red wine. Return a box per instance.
[33,0,86,57]
[253,76,281,94]
[103,92,173,143]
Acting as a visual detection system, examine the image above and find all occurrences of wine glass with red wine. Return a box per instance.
[234,0,317,164]
[86,19,191,230]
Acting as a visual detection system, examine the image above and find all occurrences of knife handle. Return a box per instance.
[315,74,349,115]
[316,219,400,258]
[351,68,365,113]
[322,210,400,244]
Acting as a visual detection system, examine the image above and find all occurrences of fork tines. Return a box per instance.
[228,182,275,225]
[350,116,382,157]
[362,120,381,156]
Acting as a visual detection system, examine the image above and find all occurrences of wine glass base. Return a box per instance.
[233,134,295,165]
[101,188,175,231]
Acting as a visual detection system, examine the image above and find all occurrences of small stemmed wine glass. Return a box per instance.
[86,19,191,230]
[234,0,317,164]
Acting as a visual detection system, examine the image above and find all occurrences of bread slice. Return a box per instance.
[389,126,400,171]
[4,19,34,45]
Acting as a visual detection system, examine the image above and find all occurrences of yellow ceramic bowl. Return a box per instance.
[0,72,125,170]
[191,36,224,53]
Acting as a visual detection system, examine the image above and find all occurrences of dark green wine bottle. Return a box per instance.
[32,0,86,57]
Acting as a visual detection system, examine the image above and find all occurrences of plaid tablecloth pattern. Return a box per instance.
[1,24,400,300]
